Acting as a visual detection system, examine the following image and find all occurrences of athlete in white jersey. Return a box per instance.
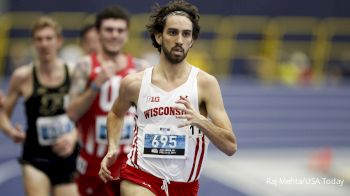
[126,65,209,183]
[99,1,237,196]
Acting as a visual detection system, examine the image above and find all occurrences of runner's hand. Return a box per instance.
[53,130,77,157]
[99,148,118,183]
[175,97,206,128]
[93,62,115,86]
[9,123,26,143]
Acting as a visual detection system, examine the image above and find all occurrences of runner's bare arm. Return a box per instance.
[107,73,142,150]
[198,74,237,155]
[0,67,28,142]
[99,73,142,183]
[66,58,94,121]
[176,72,237,156]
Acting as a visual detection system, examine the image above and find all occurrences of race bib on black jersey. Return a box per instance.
[36,114,74,146]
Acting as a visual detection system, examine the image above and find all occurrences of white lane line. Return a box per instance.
[0,159,21,184]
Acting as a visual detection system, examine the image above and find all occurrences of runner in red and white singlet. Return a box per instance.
[67,6,148,196]
[99,1,237,196]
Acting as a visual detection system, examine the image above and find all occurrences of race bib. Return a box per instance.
[95,114,135,145]
[96,116,108,144]
[142,125,187,159]
[76,156,87,174]
[119,114,135,144]
[36,114,74,146]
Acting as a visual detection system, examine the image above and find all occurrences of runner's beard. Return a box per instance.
[162,45,188,64]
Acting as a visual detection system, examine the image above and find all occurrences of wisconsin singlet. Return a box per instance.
[76,53,136,176]
[127,66,210,182]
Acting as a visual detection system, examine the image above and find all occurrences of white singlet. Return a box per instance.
[127,66,210,182]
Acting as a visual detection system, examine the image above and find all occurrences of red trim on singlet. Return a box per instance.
[133,126,139,167]
[194,135,206,180]
[130,125,139,168]
[130,132,136,167]
[187,137,200,182]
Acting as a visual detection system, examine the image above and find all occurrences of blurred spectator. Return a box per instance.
[339,51,350,78]
[59,44,83,65]
[279,51,312,86]
[60,24,102,64]
[187,49,212,73]
[328,50,350,84]
[6,41,32,74]
[79,24,101,55]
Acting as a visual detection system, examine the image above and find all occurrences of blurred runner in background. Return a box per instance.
[0,16,79,196]
[67,5,149,196]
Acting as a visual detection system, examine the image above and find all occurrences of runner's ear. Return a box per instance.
[155,33,162,46]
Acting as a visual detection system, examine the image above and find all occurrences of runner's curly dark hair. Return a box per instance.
[146,0,200,52]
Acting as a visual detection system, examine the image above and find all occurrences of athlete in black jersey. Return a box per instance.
[0,17,79,196]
